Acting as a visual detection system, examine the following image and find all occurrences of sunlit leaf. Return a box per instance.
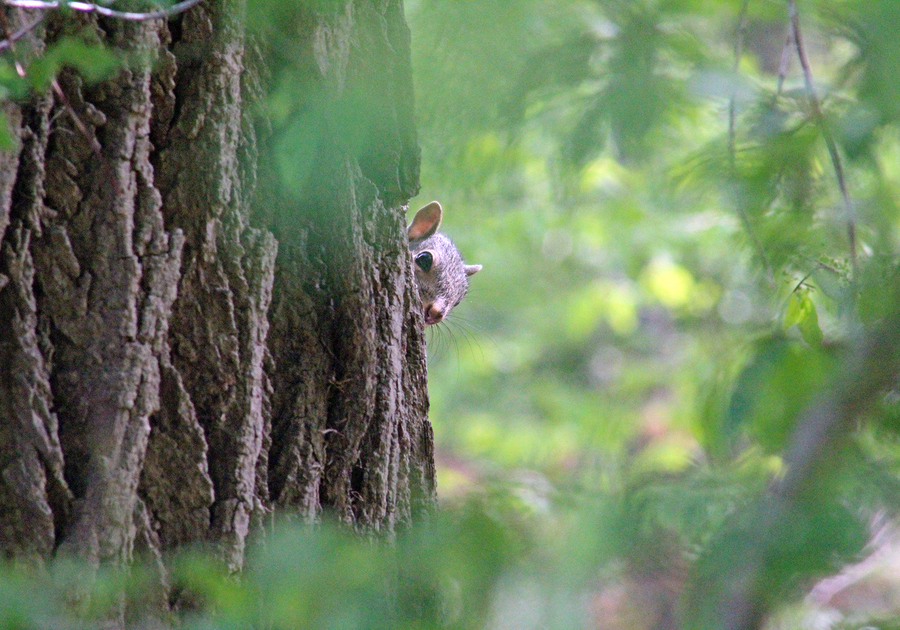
[796,299,823,346]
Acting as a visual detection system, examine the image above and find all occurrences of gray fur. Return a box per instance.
[407,201,482,326]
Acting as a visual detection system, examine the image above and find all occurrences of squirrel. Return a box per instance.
[407,201,482,326]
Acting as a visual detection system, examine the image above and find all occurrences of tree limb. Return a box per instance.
[1,0,204,22]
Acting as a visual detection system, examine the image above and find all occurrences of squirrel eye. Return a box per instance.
[415,251,433,272]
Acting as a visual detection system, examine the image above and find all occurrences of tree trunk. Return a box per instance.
[0,0,432,587]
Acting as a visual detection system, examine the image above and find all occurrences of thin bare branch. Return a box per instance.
[788,0,858,280]
[0,13,44,52]
[1,0,204,21]
[774,21,793,98]
[728,0,750,165]
[728,0,773,278]
[51,78,101,154]
[0,6,28,73]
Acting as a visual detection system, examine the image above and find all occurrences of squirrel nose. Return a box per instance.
[423,302,444,326]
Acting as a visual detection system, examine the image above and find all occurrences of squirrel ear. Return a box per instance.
[465,264,482,277]
[407,201,442,241]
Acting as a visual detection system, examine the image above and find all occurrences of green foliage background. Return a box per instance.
[411,0,898,494]
[5,0,900,628]
[406,0,900,626]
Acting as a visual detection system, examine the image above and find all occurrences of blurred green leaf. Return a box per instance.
[27,37,119,91]
[724,338,835,453]
[784,289,823,346]
[0,111,14,151]
[685,492,869,630]
[797,300,823,346]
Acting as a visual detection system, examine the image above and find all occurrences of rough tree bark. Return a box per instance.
[0,0,432,590]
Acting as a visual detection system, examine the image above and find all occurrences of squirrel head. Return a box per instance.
[407,201,482,326]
